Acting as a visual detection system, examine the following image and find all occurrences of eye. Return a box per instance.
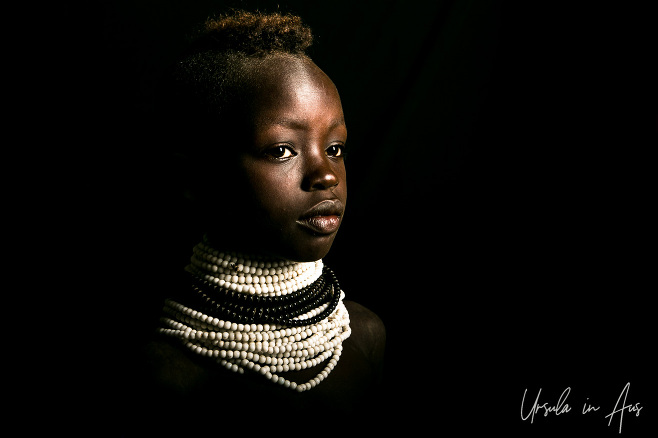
[265,145,296,160]
[326,144,344,157]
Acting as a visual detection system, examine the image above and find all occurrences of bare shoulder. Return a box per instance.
[344,300,386,336]
[141,337,212,395]
[343,300,386,365]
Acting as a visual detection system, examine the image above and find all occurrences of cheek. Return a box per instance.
[243,164,301,220]
[338,164,348,192]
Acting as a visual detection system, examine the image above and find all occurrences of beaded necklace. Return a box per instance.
[158,239,351,392]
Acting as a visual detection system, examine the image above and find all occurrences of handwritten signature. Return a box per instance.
[521,382,643,433]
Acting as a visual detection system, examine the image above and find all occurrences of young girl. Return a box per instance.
[134,10,386,428]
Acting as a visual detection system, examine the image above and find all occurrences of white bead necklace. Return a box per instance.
[188,241,323,296]
[158,241,351,392]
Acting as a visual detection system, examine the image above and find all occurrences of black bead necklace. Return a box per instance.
[180,266,343,327]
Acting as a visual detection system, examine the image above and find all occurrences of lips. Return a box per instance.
[296,199,344,235]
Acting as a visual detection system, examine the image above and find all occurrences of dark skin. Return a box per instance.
[139,55,386,425]
[193,55,347,263]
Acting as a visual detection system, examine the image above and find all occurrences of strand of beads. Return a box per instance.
[182,267,342,327]
[159,293,351,392]
[189,242,323,296]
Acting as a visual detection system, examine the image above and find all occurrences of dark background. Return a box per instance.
[59,0,654,434]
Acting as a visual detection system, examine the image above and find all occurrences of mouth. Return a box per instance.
[296,199,344,235]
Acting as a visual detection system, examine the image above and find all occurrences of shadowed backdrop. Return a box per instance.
[80,1,655,434]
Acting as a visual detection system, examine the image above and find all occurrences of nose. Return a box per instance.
[301,152,339,192]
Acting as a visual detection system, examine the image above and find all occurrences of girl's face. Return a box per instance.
[205,57,348,262]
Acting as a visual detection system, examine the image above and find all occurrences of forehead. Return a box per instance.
[247,56,344,126]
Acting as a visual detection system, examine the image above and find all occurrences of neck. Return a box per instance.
[187,237,323,297]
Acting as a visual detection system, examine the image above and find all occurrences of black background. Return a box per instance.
[56,0,655,435]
